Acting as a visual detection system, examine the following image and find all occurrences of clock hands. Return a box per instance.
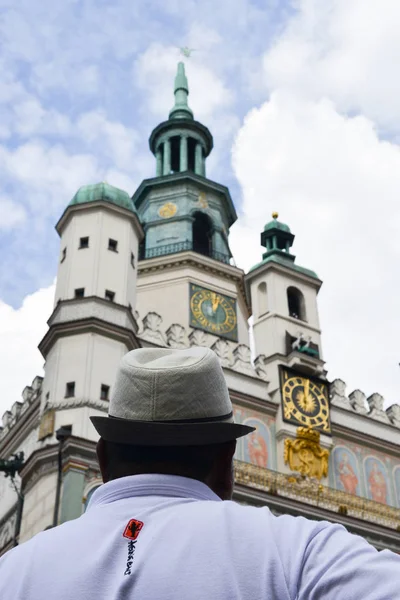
[211,293,220,314]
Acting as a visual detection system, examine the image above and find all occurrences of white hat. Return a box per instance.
[90,347,255,446]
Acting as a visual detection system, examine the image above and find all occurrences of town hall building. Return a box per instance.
[1,63,399,556]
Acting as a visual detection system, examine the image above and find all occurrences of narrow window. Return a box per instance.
[61,248,67,263]
[65,382,75,398]
[131,252,135,268]
[79,237,89,249]
[105,290,115,302]
[287,287,306,321]
[100,384,110,400]
[257,282,268,316]
[192,212,212,257]
[46,392,50,401]
[108,238,118,252]
[128,303,132,312]
[75,288,85,298]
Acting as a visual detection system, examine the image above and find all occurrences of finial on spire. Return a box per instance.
[169,62,194,120]
[272,211,279,219]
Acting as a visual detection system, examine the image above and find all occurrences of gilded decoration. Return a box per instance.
[197,192,208,209]
[233,460,400,531]
[284,426,330,480]
[158,202,177,219]
[38,409,55,440]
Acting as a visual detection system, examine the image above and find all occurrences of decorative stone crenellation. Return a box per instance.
[330,379,351,409]
[254,355,268,380]
[367,393,391,424]
[140,312,167,346]
[349,389,368,414]
[0,376,43,442]
[166,324,187,348]
[231,344,254,375]
[386,404,400,428]
[211,339,231,367]
[188,329,210,347]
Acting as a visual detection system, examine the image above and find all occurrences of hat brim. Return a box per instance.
[90,416,255,446]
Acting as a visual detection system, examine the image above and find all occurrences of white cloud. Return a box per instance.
[231,93,400,408]
[263,0,400,131]
[135,43,234,121]
[0,196,27,229]
[0,284,54,418]
[0,142,100,212]
[77,110,139,171]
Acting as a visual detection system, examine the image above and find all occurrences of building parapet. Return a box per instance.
[234,460,400,531]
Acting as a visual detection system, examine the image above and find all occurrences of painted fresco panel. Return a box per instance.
[330,438,400,508]
[233,406,275,470]
[364,457,391,505]
[394,467,400,509]
[331,446,361,496]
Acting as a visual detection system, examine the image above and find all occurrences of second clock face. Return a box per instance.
[281,368,331,433]
[189,284,238,341]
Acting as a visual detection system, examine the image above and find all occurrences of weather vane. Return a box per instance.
[179,46,196,58]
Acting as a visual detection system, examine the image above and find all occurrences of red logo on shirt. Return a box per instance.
[123,518,144,541]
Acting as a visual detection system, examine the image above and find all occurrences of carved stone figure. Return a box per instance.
[349,389,367,414]
[166,324,187,348]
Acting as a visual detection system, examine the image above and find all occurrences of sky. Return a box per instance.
[0,0,399,417]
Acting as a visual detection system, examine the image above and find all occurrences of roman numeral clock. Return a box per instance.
[280,367,331,433]
[189,284,238,342]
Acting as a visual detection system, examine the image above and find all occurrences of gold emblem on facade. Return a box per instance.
[197,192,208,209]
[158,202,177,219]
[38,409,55,441]
[284,426,330,480]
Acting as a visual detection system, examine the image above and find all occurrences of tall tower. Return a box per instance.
[134,63,250,351]
[18,183,143,542]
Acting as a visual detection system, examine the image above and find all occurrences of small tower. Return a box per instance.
[39,182,143,439]
[245,213,324,389]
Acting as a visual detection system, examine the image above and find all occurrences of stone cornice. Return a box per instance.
[331,421,400,457]
[138,251,250,316]
[229,389,277,417]
[55,200,144,240]
[39,315,141,359]
[244,257,322,297]
[132,172,237,226]
[19,436,98,494]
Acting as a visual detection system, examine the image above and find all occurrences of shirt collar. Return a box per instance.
[87,474,221,509]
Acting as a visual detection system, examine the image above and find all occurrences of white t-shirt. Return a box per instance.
[0,474,399,599]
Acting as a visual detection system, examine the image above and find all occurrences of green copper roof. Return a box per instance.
[69,182,136,213]
[249,253,319,279]
[169,62,194,120]
[264,212,291,233]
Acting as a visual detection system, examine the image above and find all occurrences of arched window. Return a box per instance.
[188,137,196,172]
[257,282,268,316]
[192,212,213,257]
[287,286,306,321]
[170,136,180,173]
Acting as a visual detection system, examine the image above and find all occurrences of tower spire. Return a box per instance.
[169,62,193,120]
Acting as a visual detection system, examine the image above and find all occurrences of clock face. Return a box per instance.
[189,284,238,341]
[280,368,331,433]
